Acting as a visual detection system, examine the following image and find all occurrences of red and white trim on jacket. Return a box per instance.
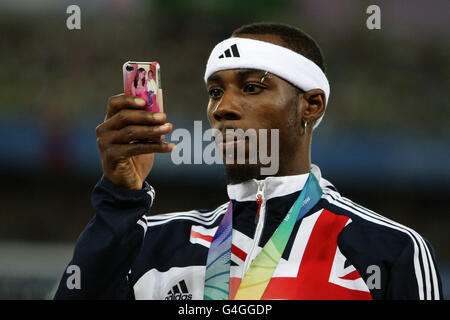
[322,188,440,300]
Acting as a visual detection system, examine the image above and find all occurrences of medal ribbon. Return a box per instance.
[203,173,322,300]
[203,201,233,300]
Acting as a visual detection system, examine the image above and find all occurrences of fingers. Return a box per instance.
[106,93,147,120]
[121,141,176,156]
[97,127,176,159]
[97,94,176,158]
[97,93,168,137]
[106,123,173,144]
[99,108,167,133]
[100,141,175,170]
[105,141,176,162]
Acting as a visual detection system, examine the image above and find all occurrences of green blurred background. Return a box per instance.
[0,0,449,299]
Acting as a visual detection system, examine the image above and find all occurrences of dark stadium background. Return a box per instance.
[0,0,448,299]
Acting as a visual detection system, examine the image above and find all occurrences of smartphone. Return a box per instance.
[123,61,163,112]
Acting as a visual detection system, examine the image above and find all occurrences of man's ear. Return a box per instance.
[301,89,326,124]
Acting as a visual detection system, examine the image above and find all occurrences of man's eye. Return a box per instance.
[243,84,263,93]
[208,88,223,99]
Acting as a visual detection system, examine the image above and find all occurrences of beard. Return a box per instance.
[225,163,264,185]
[218,135,264,184]
[221,133,281,185]
[221,138,268,184]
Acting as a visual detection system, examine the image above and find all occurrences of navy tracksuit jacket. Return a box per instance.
[54,165,442,300]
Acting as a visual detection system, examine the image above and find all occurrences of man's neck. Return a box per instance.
[225,160,311,185]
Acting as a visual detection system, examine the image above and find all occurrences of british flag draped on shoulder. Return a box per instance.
[54,164,442,300]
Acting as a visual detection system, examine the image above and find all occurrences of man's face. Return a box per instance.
[206,34,303,181]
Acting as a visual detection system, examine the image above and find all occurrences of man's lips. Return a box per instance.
[214,130,246,149]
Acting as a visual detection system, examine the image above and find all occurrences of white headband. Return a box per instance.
[204,37,330,129]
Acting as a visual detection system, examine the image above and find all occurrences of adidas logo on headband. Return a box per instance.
[218,44,240,58]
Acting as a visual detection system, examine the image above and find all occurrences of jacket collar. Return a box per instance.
[227,164,324,202]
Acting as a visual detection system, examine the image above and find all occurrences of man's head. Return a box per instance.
[231,22,326,75]
[204,22,328,184]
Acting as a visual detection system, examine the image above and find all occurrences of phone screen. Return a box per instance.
[123,61,162,112]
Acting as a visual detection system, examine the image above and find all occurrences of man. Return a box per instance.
[146,69,160,112]
[54,23,442,300]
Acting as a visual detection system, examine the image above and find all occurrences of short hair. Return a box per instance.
[231,22,326,74]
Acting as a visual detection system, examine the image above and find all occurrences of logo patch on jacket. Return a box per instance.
[164,280,192,300]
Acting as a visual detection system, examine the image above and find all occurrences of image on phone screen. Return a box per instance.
[123,61,162,112]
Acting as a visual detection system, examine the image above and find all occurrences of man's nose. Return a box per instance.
[212,91,242,122]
